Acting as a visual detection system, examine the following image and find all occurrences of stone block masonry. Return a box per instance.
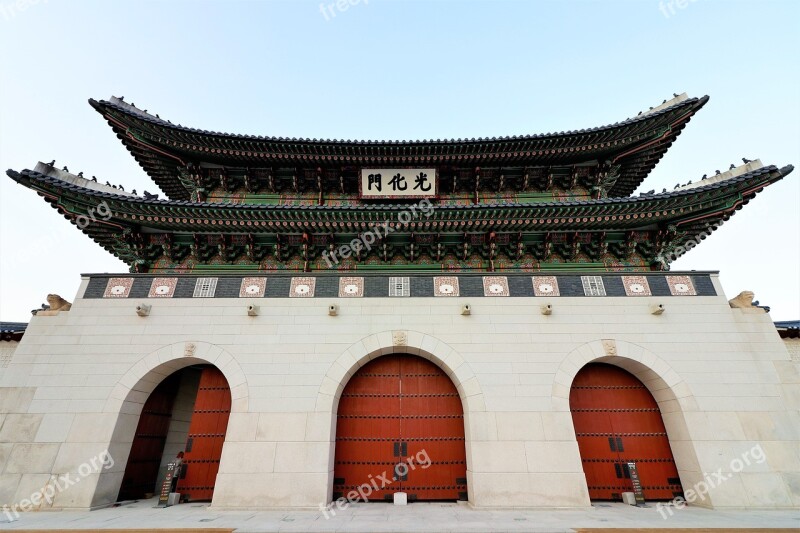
[0,271,797,510]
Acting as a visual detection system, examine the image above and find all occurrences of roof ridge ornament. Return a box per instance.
[639,92,689,118]
[33,161,136,197]
[673,159,765,192]
[109,95,162,122]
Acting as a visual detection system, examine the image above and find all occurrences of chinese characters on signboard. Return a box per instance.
[360,168,437,199]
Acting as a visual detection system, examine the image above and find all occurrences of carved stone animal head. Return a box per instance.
[46,294,72,312]
[728,291,755,309]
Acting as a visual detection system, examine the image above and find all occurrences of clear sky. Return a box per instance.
[0,0,798,321]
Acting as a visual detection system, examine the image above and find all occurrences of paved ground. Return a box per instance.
[1,498,799,532]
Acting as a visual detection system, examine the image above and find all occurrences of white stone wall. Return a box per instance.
[0,273,798,511]
[0,340,19,370]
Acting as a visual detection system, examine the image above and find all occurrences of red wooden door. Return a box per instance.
[400,356,467,500]
[570,363,683,501]
[334,354,467,501]
[334,355,401,501]
[118,372,180,501]
[176,367,231,501]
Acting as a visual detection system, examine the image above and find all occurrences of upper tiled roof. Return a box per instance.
[89,94,708,201]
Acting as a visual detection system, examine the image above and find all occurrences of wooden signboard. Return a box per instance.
[627,461,646,506]
[359,168,437,199]
[157,461,181,507]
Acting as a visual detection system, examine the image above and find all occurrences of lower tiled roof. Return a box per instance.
[0,322,27,342]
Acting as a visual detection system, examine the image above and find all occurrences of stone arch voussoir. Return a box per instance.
[552,339,694,413]
[104,341,249,415]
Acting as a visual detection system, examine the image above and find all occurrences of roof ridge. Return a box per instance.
[90,94,707,145]
[671,159,768,192]
[31,162,137,197]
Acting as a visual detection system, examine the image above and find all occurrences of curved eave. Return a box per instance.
[5,171,137,263]
[8,164,790,257]
[90,95,708,201]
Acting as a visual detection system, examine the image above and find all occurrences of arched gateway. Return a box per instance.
[334,354,467,502]
[570,363,683,501]
[118,365,231,502]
